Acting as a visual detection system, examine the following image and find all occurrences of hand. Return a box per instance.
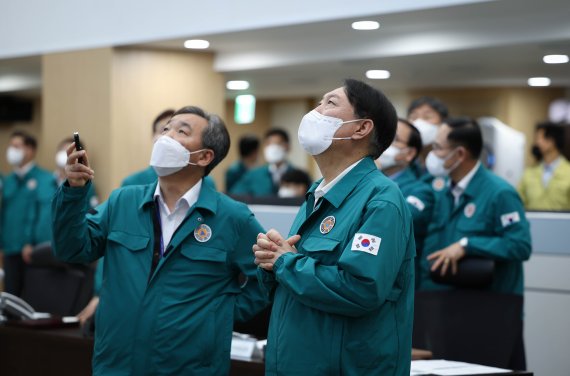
[427,241,466,276]
[65,142,94,187]
[21,244,33,264]
[77,296,100,326]
[253,229,301,271]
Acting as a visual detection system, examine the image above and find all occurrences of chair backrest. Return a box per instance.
[413,290,523,368]
[20,245,94,316]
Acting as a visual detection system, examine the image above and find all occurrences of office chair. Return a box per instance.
[20,242,94,317]
[413,290,524,369]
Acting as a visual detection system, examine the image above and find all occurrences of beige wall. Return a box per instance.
[42,48,114,198]
[0,97,43,174]
[42,47,225,200]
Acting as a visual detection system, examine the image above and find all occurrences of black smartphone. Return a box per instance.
[73,132,85,164]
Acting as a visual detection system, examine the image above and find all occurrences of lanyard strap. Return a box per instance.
[148,199,165,282]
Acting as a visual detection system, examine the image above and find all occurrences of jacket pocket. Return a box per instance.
[107,231,149,251]
[301,236,340,252]
[180,246,227,263]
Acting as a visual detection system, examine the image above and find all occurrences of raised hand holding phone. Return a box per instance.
[66,131,94,187]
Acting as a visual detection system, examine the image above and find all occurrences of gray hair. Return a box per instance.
[172,106,231,175]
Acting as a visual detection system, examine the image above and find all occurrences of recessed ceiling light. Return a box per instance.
[527,77,551,87]
[366,70,390,79]
[351,21,380,30]
[226,80,250,90]
[543,54,569,64]
[184,39,210,49]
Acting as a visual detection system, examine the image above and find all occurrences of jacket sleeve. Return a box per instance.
[52,181,109,264]
[406,185,435,235]
[273,199,413,317]
[466,189,531,261]
[232,212,271,322]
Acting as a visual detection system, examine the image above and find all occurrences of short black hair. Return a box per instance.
[238,134,260,158]
[265,128,289,144]
[445,117,483,159]
[153,109,176,134]
[171,106,230,176]
[407,96,449,120]
[281,168,312,190]
[398,118,423,163]
[343,78,397,158]
[10,130,37,150]
[536,122,564,151]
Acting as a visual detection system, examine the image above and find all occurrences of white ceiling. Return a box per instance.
[1,0,569,98]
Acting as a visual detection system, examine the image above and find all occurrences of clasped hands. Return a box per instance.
[253,229,301,271]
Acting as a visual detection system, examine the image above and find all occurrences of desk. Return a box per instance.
[0,325,532,376]
[0,325,263,376]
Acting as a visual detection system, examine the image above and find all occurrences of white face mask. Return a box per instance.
[278,186,298,198]
[298,110,364,155]
[378,145,406,170]
[149,136,205,177]
[425,149,461,177]
[413,118,440,146]
[55,150,68,168]
[7,146,25,167]
[264,144,286,164]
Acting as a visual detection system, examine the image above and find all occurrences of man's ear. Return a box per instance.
[195,149,215,167]
[404,147,417,163]
[351,119,375,140]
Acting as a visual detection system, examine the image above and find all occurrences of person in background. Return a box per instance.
[225,134,260,192]
[121,109,175,187]
[518,122,570,211]
[53,105,268,375]
[277,168,312,198]
[229,128,295,196]
[376,118,434,283]
[0,131,57,296]
[55,137,98,209]
[407,96,449,176]
[420,117,531,369]
[254,79,415,375]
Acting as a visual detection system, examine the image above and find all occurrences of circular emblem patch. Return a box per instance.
[320,216,336,234]
[26,178,37,191]
[432,177,445,192]
[464,203,476,218]
[194,224,212,242]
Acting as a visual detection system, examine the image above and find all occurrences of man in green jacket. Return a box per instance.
[229,128,295,196]
[254,79,415,376]
[225,134,260,192]
[420,117,531,369]
[53,106,268,375]
[1,131,57,296]
[518,122,570,211]
[377,118,434,286]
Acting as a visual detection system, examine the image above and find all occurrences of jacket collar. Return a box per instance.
[306,157,377,209]
[140,177,217,215]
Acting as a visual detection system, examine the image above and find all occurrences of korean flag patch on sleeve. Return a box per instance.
[351,233,381,256]
[500,211,521,228]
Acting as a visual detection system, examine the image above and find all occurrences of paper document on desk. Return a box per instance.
[410,360,511,375]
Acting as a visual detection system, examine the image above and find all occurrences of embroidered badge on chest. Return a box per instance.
[26,178,37,191]
[464,203,476,218]
[320,216,336,234]
[432,177,445,192]
[194,224,212,242]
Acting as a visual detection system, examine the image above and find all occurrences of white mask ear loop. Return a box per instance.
[187,149,207,166]
[327,119,367,141]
